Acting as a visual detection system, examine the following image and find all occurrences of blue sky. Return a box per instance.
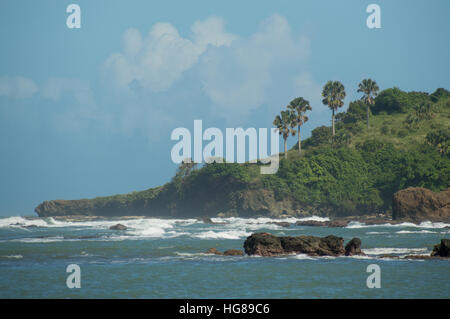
[0,0,449,216]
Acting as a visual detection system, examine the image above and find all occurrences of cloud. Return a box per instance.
[102,16,235,93]
[196,14,313,121]
[2,15,319,140]
[40,77,112,132]
[41,77,95,106]
[0,76,38,99]
[102,14,316,125]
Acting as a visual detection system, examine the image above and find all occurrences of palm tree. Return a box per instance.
[287,97,311,154]
[273,110,296,159]
[322,81,346,136]
[357,79,379,129]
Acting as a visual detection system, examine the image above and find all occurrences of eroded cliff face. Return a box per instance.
[34,187,312,218]
[35,182,450,221]
[392,187,450,222]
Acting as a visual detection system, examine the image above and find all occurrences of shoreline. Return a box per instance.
[4,214,449,228]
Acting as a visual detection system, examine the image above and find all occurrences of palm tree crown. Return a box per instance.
[322,81,346,135]
[273,110,296,158]
[357,78,379,129]
[287,97,311,153]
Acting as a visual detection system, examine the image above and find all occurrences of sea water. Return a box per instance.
[0,215,449,298]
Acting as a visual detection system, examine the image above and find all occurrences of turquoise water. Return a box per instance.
[0,216,449,298]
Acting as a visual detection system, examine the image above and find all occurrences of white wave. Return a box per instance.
[175,252,208,257]
[395,230,435,234]
[192,230,251,240]
[363,247,429,255]
[346,220,449,229]
[366,231,389,235]
[344,255,375,260]
[0,254,23,259]
[0,216,51,228]
[7,236,65,243]
[290,254,316,260]
[210,216,328,232]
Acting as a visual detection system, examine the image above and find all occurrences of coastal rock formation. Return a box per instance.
[199,216,227,225]
[431,239,450,257]
[243,232,346,257]
[271,222,291,228]
[295,220,349,227]
[223,249,244,256]
[109,224,127,230]
[200,217,215,224]
[205,248,222,255]
[392,187,450,222]
[243,233,285,256]
[344,238,365,256]
[295,220,325,227]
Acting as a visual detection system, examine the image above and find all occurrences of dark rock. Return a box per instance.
[205,248,222,255]
[295,220,326,227]
[345,238,365,256]
[295,220,349,228]
[392,187,450,222]
[223,249,244,256]
[281,235,345,256]
[199,216,227,225]
[431,239,450,257]
[378,255,400,259]
[200,216,215,224]
[326,220,349,227]
[109,224,127,230]
[243,232,346,257]
[243,233,284,256]
[272,222,290,228]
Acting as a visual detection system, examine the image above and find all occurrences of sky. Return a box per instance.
[0,0,449,216]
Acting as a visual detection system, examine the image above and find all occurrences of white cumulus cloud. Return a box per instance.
[0,76,38,99]
[197,14,313,121]
[103,16,235,93]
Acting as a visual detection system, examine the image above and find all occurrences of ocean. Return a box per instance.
[0,215,449,298]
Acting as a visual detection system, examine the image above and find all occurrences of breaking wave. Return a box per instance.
[363,247,429,256]
[346,221,449,229]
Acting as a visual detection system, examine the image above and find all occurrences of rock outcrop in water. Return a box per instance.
[223,249,244,256]
[295,220,349,227]
[242,232,357,257]
[110,224,127,230]
[344,238,365,256]
[206,248,223,255]
[431,239,450,257]
[392,187,450,222]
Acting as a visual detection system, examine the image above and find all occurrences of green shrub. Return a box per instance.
[373,87,410,114]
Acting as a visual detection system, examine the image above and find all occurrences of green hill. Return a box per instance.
[35,87,450,218]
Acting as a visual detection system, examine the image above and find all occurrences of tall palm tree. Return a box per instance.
[357,79,379,129]
[287,97,311,154]
[322,81,346,136]
[273,110,296,159]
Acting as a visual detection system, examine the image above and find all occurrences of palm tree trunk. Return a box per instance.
[332,109,335,136]
[284,138,287,159]
[367,105,370,129]
[298,125,301,153]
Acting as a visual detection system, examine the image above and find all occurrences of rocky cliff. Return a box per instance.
[392,187,450,222]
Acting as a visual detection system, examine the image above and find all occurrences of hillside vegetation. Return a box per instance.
[35,86,450,218]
